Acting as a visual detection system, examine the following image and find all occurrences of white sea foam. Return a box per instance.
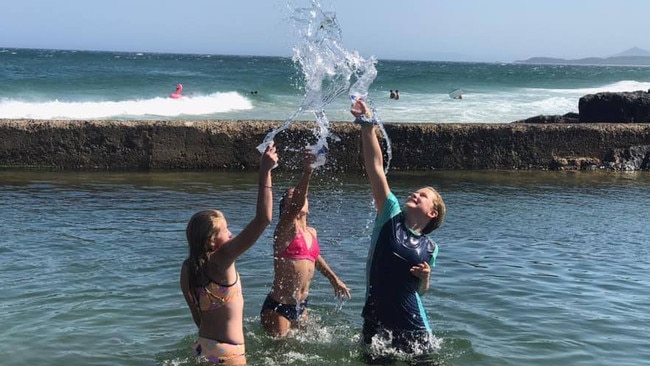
[0,91,252,120]
[558,80,650,94]
[363,80,650,123]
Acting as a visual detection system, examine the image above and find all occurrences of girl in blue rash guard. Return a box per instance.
[351,99,447,363]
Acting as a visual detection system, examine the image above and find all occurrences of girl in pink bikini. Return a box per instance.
[260,149,351,337]
[180,142,278,365]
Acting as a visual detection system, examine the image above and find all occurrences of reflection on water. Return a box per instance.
[1,169,650,365]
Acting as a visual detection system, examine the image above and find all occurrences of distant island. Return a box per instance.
[515,47,650,66]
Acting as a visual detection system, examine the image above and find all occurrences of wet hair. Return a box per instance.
[278,188,295,217]
[422,186,446,234]
[185,210,224,287]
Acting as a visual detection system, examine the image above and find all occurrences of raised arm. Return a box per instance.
[273,150,315,242]
[352,99,390,211]
[219,142,278,261]
[315,255,351,300]
[286,150,315,219]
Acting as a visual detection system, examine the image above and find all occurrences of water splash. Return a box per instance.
[334,297,346,311]
[257,0,390,170]
[365,329,442,363]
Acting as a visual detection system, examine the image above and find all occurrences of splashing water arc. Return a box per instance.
[257,0,389,170]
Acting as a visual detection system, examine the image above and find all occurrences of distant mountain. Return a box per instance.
[515,47,650,66]
[611,47,650,57]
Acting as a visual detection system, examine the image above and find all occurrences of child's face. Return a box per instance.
[404,188,438,220]
[211,218,232,250]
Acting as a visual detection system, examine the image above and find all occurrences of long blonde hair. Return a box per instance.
[185,210,224,287]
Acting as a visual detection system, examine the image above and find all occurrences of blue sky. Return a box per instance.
[1,0,649,62]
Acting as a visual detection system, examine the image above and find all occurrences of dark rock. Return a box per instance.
[579,90,650,122]
[512,112,579,124]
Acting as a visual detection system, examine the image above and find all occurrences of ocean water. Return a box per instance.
[3,6,650,365]
[1,169,649,366]
[2,47,650,123]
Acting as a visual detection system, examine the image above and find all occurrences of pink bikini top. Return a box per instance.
[277,230,320,261]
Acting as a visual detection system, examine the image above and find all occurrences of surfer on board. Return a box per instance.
[449,88,463,99]
[170,84,183,99]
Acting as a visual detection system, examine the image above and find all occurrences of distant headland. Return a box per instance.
[515,47,650,66]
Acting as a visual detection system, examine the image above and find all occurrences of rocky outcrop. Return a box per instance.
[512,90,650,124]
[2,119,650,171]
[579,90,650,123]
[512,112,579,124]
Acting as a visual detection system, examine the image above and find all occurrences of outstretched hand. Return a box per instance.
[260,141,278,170]
[409,262,431,281]
[330,278,351,300]
[303,149,316,172]
[350,98,370,118]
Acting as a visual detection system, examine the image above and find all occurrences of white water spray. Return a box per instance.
[257,0,390,170]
